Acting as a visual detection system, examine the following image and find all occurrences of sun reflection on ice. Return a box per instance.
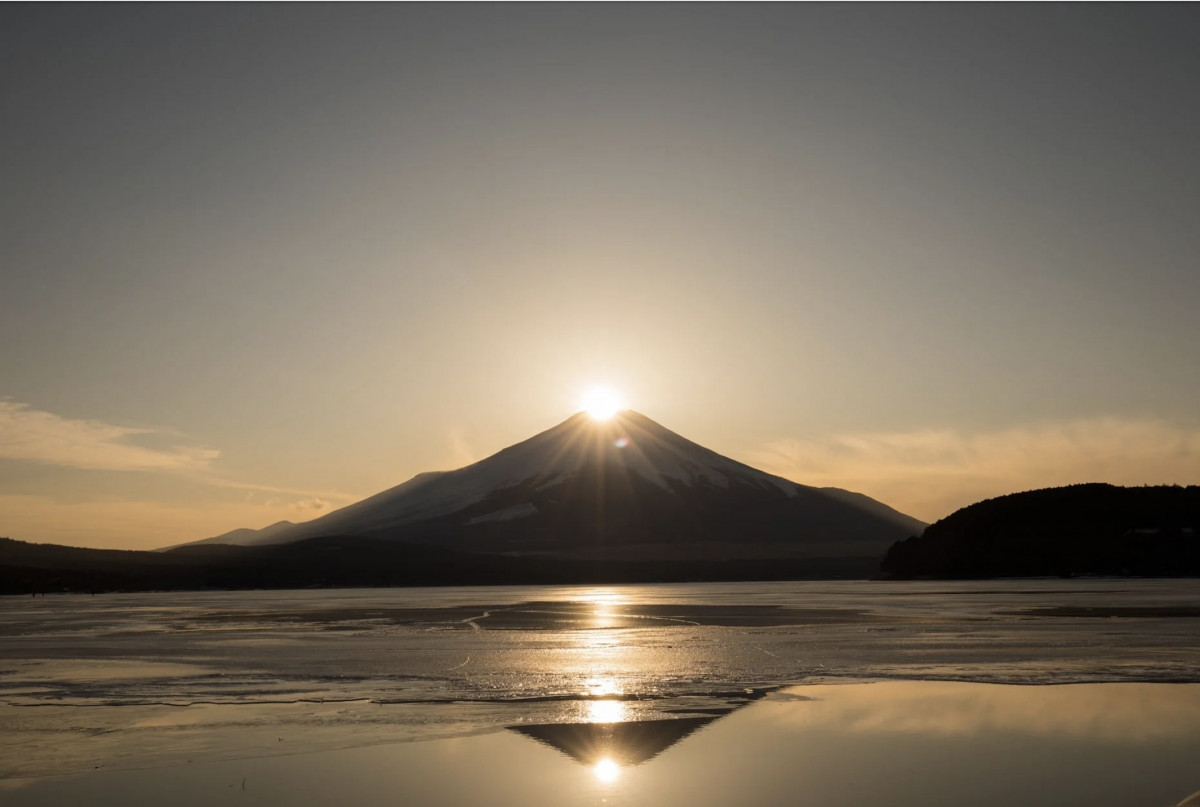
[587,699,627,724]
[583,676,624,697]
[573,588,627,629]
[569,588,624,604]
[582,675,628,724]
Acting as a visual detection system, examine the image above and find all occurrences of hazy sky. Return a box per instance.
[3,5,1200,549]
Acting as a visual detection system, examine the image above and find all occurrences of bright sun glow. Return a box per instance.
[593,757,620,784]
[580,386,624,421]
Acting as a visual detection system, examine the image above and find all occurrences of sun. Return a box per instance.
[580,386,624,421]
[593,757,620,784]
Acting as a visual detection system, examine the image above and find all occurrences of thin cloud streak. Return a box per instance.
[0,400,218,472]
[182,472,359,509]
[748,417,1200,523]
[0,493,337,550]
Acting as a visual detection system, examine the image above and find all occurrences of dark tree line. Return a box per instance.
[880,484,1200,579]
[0,535,874,595]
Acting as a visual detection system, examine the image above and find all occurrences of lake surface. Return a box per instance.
[3,580,1200,804]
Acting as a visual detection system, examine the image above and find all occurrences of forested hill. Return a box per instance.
[879,484,1200,579]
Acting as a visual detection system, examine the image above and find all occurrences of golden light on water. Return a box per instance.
[569,588,628,629]
[593,757,620,784]
[571,588,625,606]
[587,699,627,724]
[583,676,624,698]
[571,594,633,782]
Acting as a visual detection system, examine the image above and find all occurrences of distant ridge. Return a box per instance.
[176,520,296,549]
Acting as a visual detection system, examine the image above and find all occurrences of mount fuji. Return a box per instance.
[188,411,923,574]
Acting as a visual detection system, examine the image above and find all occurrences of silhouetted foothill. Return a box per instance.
[879,484,1200,579]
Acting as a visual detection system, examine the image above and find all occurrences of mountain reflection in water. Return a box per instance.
[511,715,720,767]
[508,682,776,784]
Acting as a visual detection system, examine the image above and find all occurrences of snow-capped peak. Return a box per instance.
[187,410,924,547]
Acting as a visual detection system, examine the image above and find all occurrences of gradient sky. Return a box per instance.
[3,5,1200,549]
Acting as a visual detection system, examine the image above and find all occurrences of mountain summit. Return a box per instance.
[191,411,923,573]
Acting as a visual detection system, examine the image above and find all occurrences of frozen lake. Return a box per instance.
[3,580,1200,804]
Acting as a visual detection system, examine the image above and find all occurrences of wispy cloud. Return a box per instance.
[255,495,334,514]
[746,417,1200,522]
[445,427,480,470]
[0,400,218,471]
[289,497,331,513]
[0,401,360,548]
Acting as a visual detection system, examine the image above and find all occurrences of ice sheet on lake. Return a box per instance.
[2,579,1199,779]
